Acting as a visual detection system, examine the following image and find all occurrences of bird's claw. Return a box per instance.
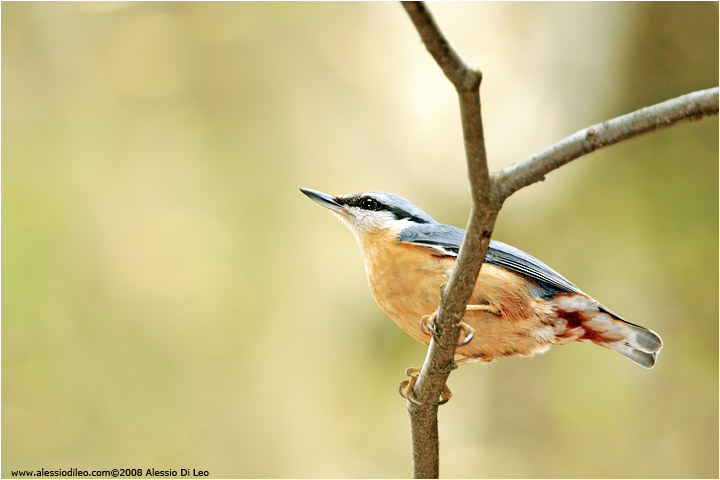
[398,367,453,406]
[420,313,439,337]
[457,322,475,346]
[420,314,475,348]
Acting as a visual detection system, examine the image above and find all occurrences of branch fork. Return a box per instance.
[400,1,718,478]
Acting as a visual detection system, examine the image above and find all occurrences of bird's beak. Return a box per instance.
[300,188,343,212]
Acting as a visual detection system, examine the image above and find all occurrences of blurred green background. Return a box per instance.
[3,2,718,478]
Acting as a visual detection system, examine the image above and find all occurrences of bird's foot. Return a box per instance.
[466,303,502,315]
[457,322,475,346]
[398,367,453,406]
[420,314,475,347]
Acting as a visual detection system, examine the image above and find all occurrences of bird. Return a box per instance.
[300,187,663,375]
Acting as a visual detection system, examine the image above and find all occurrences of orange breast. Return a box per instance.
[363,241,449,344]
[358,233,558,362]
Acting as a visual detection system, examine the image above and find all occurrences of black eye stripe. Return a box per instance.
[336,195,430,224]
[389,208,430,224]
[338,196,381,210]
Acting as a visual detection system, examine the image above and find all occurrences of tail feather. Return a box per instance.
[623,322,663,353]
[552,294,663,368]
[603,322,662,368]
[615,344,658,368]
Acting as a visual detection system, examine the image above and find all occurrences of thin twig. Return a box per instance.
[401,1,480,92]
[401,2,495,478]
[495,87,719,200]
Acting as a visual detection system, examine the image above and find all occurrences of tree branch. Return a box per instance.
[401,1,480,92]
[495,87,720,200]
[402,2,497,478]
[401,2,719,479]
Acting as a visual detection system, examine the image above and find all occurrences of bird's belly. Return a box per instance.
[365,245,557,361]
[456,264,558,360]
[367,258,446,344]
[455,308,556,360]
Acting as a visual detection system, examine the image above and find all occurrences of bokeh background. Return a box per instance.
[3,2,718,478]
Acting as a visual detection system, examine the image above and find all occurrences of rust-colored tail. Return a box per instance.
[551,294,663,368]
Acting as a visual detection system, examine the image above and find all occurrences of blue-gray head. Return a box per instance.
[300,188,437,241]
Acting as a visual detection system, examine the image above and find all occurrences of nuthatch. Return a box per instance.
[300,188,663,373]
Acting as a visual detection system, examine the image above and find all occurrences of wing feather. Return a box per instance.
[398,223,582,295]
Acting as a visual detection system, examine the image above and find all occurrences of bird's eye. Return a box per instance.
[360,197,380,211]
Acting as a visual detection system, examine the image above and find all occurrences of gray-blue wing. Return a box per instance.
[397,223,464,256]
[485,239,583,295]
[397,223,583,295]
